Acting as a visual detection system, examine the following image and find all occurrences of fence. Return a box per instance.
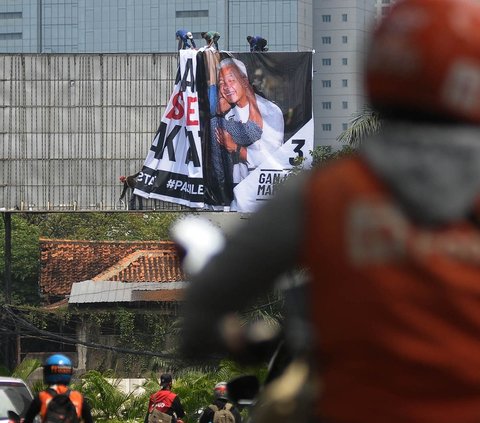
[0,53,185,211]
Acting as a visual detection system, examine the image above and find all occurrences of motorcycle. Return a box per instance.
[225,307,317,423]
[171,216,317,423]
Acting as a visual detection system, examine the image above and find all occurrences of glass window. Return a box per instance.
[0,380,33,418]
[342,101,348,109]
[342,36,348,43]
[342,14,348,22]
[0,32,22,40]
[0,12,22,19]
[322,15,331,22]
[175,10,208,18]
[342,79,348,87]
[342,58,348,65]
[342,123,348,130]
[322,36,331,44]
[322,58,331,66]
[322,123,332,131]
[322,80,331,87]
[322,102,331,109]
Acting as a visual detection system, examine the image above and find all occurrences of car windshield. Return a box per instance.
[0,382,33,419]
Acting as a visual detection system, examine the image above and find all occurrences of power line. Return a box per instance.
[2,305,179,359]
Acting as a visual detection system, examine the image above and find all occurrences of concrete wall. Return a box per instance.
[0,53,182,211]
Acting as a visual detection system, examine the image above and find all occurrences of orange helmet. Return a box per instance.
[366,0,480,123]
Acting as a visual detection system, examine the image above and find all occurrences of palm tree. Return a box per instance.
[73,369,147,422]
[336,106,382,148]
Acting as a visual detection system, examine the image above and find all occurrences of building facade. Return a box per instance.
[0,0,381,148]
[376,0,396,17]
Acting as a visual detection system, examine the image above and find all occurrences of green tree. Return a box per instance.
[73,369,148,423]
[0,214,41,304]
[310,144,356,167]
[31,212,179,241]
[336,106,381,147]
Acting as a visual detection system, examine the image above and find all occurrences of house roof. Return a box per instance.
[69,280,187,304]
[39,239,187,303]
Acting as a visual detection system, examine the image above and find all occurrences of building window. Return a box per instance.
[0,12,22,19]
[322,36,331,44]
[342,123,348,130]
[322,58,331,66]
[342,58,348,65]
[342,36,348,43]
[322,15,331,22]
[322,102,332,110]
[175,10,208,18]
[342,14,348,22]
[0,32,22,40]
[322,123,332,131]
[342,101,348,109]
[342,79,348,87]
[322,80,331,88]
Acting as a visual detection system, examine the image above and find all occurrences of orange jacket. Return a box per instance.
[38,385,83,421]
[304,156,480,423]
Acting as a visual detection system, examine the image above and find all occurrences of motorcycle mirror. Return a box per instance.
[8,411,20,423]
[227,375,260,405]
[170,216,225,275]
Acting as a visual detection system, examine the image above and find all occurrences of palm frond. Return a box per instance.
[11,358,42,381]
[337,106,382,147]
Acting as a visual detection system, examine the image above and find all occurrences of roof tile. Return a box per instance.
[39,239,186,302]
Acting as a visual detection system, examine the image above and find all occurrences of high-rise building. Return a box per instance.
[314,1,376,145]
[0,0,378,147]
[376,0,397,18]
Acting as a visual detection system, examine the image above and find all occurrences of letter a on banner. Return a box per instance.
[134,49,205,208]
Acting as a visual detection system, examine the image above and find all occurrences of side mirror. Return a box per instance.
[170,216,225,275]
[8,411,20,423]
[227,375,260,406]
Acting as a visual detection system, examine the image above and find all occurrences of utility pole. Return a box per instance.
[4,213,11,304]
[3,212,13,370]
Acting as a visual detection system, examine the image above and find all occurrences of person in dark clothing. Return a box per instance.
[145,374,185,423]
[24,354,93,423]
[176,29,196,50]
[201,31,220,50]
[246,36,268,52]
[119,172,143,210]
[199,382,242,423]
[181,1,480,422]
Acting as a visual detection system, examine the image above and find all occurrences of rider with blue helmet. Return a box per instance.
[24,354,93,423]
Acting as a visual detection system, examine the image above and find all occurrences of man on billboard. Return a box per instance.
[214,58,284,186]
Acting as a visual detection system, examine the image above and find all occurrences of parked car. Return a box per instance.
[0,377,34,423]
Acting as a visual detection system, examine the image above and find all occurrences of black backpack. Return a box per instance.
[44,388,80,423]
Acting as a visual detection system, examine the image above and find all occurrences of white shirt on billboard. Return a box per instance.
[224,94,284,183]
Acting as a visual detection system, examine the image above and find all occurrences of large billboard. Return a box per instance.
[134,49,313,213]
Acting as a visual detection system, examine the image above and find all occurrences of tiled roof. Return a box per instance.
[92,250,183,283]
[39,239,186,302]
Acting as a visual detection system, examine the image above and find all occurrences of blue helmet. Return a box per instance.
[43,354,73,385]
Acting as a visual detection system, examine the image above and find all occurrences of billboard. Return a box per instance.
[134,49,313,213]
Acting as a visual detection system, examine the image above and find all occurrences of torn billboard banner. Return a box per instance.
[134,49,313,212]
